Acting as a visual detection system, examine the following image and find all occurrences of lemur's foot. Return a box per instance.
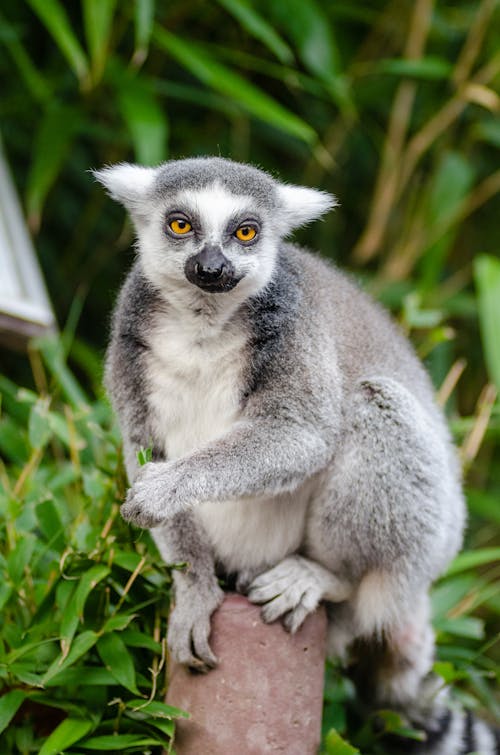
[167,578,224,672]
[248,555,351,634]
[235,567,262,594]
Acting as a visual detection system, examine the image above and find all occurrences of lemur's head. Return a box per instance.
[94,157,336,298]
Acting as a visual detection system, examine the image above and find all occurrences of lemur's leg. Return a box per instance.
[152,515,223,672]
[122,437,223,672]
[248,377,464,711]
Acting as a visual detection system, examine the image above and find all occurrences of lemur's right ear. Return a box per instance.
[92,163,157,211]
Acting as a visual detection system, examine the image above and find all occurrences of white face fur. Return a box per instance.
[94,160,336,306]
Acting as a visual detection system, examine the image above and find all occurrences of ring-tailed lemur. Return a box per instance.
[95,157,498,754]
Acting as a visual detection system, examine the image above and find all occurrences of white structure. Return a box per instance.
[0,136,55,348]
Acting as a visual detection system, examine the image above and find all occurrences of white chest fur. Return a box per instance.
[146,307,309,573]
[146,311,246,460]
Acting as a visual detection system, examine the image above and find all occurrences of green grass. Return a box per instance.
[0,338,188,753]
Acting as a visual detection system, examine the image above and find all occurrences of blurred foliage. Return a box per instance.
[0,0,499,752]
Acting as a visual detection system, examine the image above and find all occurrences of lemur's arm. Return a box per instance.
[121,397,337,529]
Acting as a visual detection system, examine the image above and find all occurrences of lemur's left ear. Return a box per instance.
[277,184,338,232]
[92,163,157,212]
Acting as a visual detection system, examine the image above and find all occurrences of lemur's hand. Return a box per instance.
[121,461,194,528]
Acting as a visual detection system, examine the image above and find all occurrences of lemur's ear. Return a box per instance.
[277,184,337,232]
[92,163,157,211]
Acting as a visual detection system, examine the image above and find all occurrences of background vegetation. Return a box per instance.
[0,0,499,752]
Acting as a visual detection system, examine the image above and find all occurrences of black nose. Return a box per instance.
[185,244,240,293]
[194,259,225,282]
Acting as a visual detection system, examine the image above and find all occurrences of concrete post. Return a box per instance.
[166,593,327,755]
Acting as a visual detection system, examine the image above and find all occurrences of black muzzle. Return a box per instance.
[184,245,241,293]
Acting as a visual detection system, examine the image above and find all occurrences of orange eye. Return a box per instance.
[235,225,257,242]
[169,218,192,235]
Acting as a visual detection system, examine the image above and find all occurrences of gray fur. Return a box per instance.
[97,157,493,751]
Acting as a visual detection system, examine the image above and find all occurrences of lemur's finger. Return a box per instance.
[191,621,218,669]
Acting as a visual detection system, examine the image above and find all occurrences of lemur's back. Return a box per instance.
[283,243,440,413]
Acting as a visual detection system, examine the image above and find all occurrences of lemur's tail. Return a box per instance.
[394,694,500,755]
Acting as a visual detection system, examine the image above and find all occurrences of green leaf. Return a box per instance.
[154,27,316,144]
[97,632,140,694]
[375,57,453,80]
[119,629,162,653]
[25,0,89,83]
[0,689,27,735]
[435,615,485,640]
[431,574,478,620]
[474,255,500,393]
[433,660,467,684]
[7,534,36,583]
[446,548,500,576]
[75,564,111,620]
[117,78,169,165]
[82,0,117,83]
[38,717,93,755]
[133,0,155,64]
[467,489,500,526]
[125,698,189,719]
[325,728,360,754]
[43,631,99,685]
[266,0,340,77]
[79,733,165,749]
[215,0,294,64]
[0,11,51,102]
[26,106,80,230]
[420,152,474,292]
[137,447,153,466]
[36,499,65,550]
[35,336,88,408]
[101,613,136,633]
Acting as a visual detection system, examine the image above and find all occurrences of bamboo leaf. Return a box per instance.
[82,0,117,84]
[125,698,189,719]
[25,0,89,83]
[78,733,165,749]
[38,717,93,755]
[215,0,294,64]
[0,689,27,735]
[75,564,111,620]
[36,499,65,550]
[265,0,340,76]
[445,547,500,576]
[375,57,453,80]
[28,397,52,450]
[133,0,155,65]
[474,255,500,393]
[117,78,169,165]
[154,27,316,144]
[325,728,360,754]
[97,632,140,694]
[26,105,80,230]
[43,630,99,684]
